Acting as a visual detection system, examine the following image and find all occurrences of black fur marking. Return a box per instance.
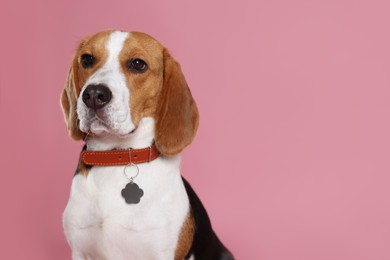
[74,145,92,176]
[182,177,234,260]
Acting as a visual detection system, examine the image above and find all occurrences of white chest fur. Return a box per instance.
[63,156,190,260]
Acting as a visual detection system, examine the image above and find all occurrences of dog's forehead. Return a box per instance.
[78,31,164,59]
[127,31,165,51]
[78,30,112,53]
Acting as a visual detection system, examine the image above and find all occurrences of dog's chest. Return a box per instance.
[63,158,189,260]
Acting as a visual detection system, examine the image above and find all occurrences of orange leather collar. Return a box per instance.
[81,143,160,166]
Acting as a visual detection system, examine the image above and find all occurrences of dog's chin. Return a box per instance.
[86,120,135,138]
[88,120,108,134]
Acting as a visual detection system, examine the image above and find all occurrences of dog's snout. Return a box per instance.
[82,84,112,110]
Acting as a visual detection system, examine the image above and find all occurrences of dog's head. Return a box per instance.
[60,30,199,156]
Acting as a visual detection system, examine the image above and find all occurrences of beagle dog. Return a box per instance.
[61,30,234,260]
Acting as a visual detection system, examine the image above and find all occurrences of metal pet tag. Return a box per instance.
[121,181,144,204]
[122,163,143,204]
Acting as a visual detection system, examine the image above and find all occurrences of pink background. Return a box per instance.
[1,0,390,259]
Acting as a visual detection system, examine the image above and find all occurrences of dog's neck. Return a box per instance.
[85,117,155,151]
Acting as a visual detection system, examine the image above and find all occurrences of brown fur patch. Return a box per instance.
[60,31,111,140]
[119,32,165,126]
[155,49,199,156]
[118,32,199,156]
[175,211,195,260]
[73,31,112,93]
[61,67,85,140]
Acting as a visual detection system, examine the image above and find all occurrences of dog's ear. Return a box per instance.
[155,50,199,156]
[60,59,86,140]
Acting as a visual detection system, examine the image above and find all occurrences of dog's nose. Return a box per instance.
[82,84,112,110]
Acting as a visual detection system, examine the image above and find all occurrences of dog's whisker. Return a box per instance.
[95,115,106,124]
[83,132,90,142]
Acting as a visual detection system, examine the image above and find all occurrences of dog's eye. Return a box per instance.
[127,59,148,73]
[81,54,95,68]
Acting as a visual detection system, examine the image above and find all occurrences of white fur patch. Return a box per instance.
[63,153,189,259]
[64,116,190,259]
[86,117,157,151]
[77,31,135,136]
